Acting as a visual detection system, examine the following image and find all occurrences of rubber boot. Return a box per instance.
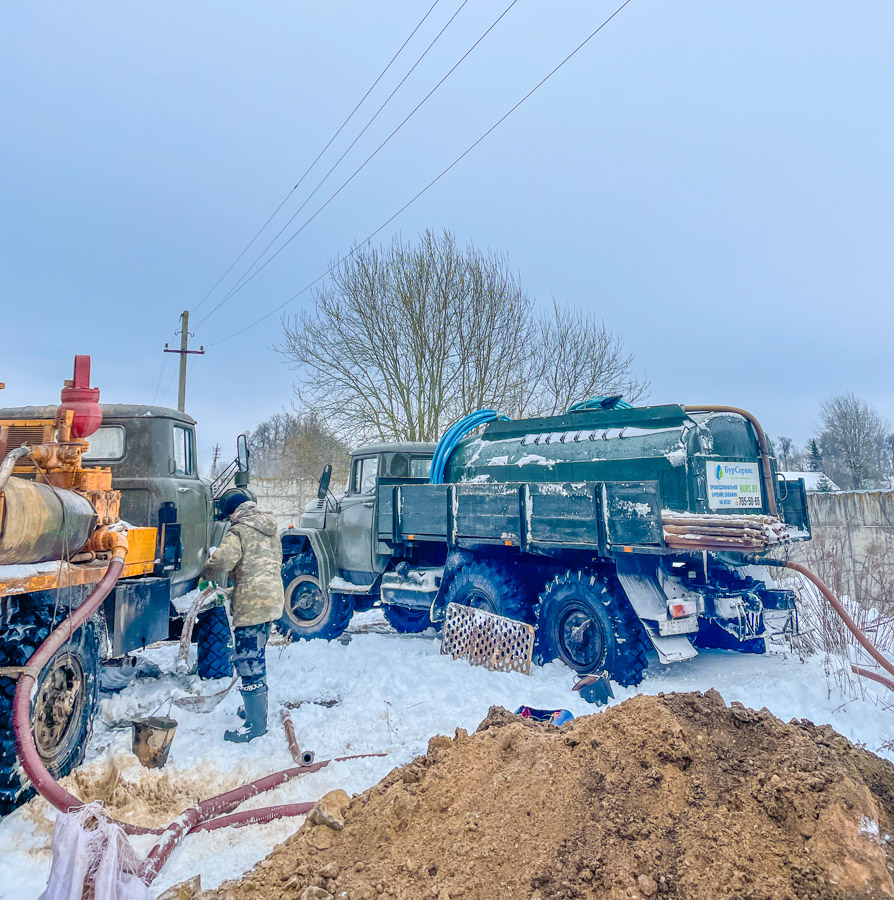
[225,688,268,743]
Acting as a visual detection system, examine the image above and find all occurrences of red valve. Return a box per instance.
[56,355,102,439]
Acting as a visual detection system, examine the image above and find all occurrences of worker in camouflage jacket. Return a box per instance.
[200,490,285,743]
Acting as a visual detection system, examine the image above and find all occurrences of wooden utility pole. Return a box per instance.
[164,311,205,412]
[210,443,221,478]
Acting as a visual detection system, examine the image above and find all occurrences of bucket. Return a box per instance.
[131,716,178,768]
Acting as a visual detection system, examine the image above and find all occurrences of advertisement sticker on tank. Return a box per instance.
[705,461,762,509]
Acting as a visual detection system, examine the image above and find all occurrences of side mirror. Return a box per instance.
[234,434,250,488]
[236,434,250,472]
[317,464,332,500]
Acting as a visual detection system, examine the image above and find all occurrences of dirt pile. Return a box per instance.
[205,691,894,900]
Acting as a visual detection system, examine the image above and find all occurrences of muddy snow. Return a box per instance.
[0,610,892,898]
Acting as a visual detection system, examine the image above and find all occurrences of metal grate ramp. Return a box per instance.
[440,602,535,675]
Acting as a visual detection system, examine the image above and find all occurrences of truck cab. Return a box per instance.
[278,442,437,640]
[0,403,226,596]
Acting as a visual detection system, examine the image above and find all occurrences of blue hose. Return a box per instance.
[429,409,509,484]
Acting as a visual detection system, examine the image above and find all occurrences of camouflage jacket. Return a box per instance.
[201,502,285,628]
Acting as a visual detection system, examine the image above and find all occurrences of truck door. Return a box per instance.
[170,423,209,582]
[335,454,380,582]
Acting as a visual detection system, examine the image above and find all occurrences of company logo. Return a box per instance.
[716,465,724,480]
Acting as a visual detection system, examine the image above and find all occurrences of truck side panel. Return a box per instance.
[378,480,663,555]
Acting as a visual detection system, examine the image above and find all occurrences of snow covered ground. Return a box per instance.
[1,609,892,899]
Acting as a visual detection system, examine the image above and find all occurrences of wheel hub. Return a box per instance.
[463,589,497,614]
[559,606,605,670]
[33,652,84,761]
[287,575,329,627]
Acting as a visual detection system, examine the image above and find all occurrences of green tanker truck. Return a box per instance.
[278,401,810,687]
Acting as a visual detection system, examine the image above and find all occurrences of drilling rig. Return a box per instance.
[0,357,248,814]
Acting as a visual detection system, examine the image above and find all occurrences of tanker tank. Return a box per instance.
[444,404,769,517]
[0,477,97,565]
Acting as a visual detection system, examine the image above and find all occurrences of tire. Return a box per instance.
[383,605,432,634]
[442,560,532,623]
[277,552,353,641]
[0,606,99,816]
[535,569,649,687]
[195,605,233,680]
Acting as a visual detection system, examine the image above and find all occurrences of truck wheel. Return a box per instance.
[0,618,99,815]
[277,552,353,641]
[443,561,531,622]
[383,606,432,634]
[535,570,648,687]
[195,606,234,680]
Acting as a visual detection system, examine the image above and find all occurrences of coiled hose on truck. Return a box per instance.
[430,409,509,484]
[11,542,383,884]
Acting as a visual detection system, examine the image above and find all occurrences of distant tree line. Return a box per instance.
[247,409,349,488]
[774,392,892,491]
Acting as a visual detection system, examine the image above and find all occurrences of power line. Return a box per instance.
[193,0,470,332]
[206,0,634,348]
[194,0,515,332]
[191,0,444,317]
[151,352,170,405]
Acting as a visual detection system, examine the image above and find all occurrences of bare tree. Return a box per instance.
[248,410,349,483]
[819,392,889,489]
[776,436,793,470]
[279,231,646,444]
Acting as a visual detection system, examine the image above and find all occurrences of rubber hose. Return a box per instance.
[684,405,778,518]
[189,802,316,834]
[851,665,894,692]
[11,552,384,882]
[0,446,31,491]
[12,552,131,824]
[762,558,894,688]
[139,752,387,883]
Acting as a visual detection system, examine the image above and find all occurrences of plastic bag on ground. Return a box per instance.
[39,803,152,900]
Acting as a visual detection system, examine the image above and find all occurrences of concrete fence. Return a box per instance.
[791,491,894,611]
[251,476,322,530]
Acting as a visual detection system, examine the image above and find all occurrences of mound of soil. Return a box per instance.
[205,691,894,900]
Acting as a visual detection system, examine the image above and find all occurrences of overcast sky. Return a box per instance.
[2,1,891,470]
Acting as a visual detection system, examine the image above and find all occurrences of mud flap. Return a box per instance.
[615,555,698,665]
[640,628,699,663]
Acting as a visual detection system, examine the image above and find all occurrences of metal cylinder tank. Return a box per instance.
[444,405,766,516]
[0,478,96,565]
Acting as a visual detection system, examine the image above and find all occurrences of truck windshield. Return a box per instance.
[410,457,432,478]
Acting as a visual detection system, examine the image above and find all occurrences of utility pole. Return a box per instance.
[210,443,221,478]
[164,311,205,413]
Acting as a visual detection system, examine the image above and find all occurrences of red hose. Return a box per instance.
[139,753,386,882]
[190,802,316,833]
[13,552,130,824]
[851,665,894,693]
[10,540,380,883]
[10,545,385,883]
[773,559,894,686]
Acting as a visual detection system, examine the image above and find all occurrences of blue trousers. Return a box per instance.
[232,622,271,692]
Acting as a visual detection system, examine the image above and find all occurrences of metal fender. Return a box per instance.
[281,527,337,596]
